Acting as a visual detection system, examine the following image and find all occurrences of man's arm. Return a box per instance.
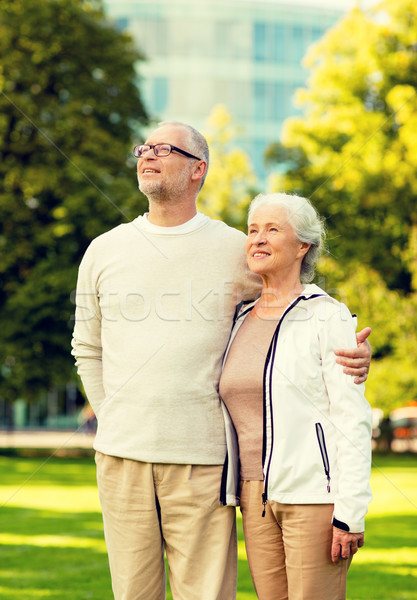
[71,245,106,415]
[334,327,372,384]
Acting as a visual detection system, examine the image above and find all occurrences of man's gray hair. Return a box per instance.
[158,121,209,189]
[247,192,326,283]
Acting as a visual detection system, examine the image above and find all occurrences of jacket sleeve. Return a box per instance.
[71,243,106,415]
[219,402,240,506]
[318,302,373,532]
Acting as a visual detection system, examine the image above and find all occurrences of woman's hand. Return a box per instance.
[331,527,365,563]
[334,327,372,384]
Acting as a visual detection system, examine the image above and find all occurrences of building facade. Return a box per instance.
[103,0,346,178]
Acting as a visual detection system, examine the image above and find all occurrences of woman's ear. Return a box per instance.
[298,242,311,258]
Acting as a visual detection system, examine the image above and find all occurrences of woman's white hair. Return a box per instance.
[247,192,326,283]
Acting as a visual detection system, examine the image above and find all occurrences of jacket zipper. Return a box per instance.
[262,335,276,517]
[219,452,228,505]
[315,422,331,493]
[261,295,318,516]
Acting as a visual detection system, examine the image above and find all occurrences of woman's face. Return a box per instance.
[246,204,309,278]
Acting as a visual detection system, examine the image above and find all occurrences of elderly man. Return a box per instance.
[71,121,371,600]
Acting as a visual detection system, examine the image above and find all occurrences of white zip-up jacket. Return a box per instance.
[220,284,372,533]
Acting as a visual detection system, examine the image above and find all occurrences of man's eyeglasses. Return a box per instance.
[133,143,202,161]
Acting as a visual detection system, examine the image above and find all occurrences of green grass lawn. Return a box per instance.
[0,452,416,599]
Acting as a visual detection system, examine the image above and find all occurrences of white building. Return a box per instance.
[103,0,351,178]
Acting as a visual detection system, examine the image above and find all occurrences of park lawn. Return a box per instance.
[0,453,415,600]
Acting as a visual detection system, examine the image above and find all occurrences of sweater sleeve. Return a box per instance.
[319,302,373,532]
[232,230,262,302]
[71,243,106,415]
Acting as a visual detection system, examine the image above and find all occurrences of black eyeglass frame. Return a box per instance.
[133,143,202,161]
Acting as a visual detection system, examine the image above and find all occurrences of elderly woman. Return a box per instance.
[219,193,372,600]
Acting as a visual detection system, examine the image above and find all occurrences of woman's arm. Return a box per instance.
[319,303,373,534]
[331,528,365,563]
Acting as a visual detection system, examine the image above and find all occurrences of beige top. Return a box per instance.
[219,313,279,480]
[71,213,262,465]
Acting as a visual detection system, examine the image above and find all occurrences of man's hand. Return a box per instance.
[335,327,372,384]
[331,527,364,564]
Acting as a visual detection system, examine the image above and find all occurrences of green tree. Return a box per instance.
[197,105,258,231]
[0,0,148,402]
[317,257,416,413]
[266,0,417,412]
[267,0,417,292]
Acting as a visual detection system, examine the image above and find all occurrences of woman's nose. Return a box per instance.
[253,231,266,244]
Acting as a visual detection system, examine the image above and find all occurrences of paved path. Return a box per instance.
[0,429,94,449]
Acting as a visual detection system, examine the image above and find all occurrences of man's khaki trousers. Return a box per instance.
[95,452,237,600]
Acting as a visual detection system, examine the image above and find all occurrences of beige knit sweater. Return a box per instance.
[72,213,261,465]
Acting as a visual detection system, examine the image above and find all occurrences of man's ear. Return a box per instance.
[191,161,207,184]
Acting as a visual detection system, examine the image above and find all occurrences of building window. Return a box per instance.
[153,77,168,114]
[254,22,312,65]
[272,82,287,120]
[134,18,168,57]
[115,17,129,31]
[312,26,326,42]
[254,22,267,62]
[291,25,306,65]
[254,81,266,120]
[254,81,293,121]
[273,23,286,63]
[252,138,269,178]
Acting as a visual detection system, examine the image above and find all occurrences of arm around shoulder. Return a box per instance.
[335,325,372,384]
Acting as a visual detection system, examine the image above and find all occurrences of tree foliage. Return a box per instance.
[317,257,416,413]
[266,0,417,413]
[0,0,148,400]
[267,0,417,292]
[197,105,258,232]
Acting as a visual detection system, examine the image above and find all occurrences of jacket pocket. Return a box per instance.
[315,423,331,493]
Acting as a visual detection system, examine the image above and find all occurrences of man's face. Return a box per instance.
[137,124,197,200]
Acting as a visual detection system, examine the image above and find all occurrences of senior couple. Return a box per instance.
[72,121,372,600]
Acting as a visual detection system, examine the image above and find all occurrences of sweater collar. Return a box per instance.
[134,211,209,235]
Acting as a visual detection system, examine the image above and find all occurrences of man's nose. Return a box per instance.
[136,144,160,159]
[142,147,157,158]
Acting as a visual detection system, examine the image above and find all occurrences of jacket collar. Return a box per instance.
[234,283,328,322]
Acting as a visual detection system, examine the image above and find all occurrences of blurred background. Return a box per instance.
[0,0,416,453]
